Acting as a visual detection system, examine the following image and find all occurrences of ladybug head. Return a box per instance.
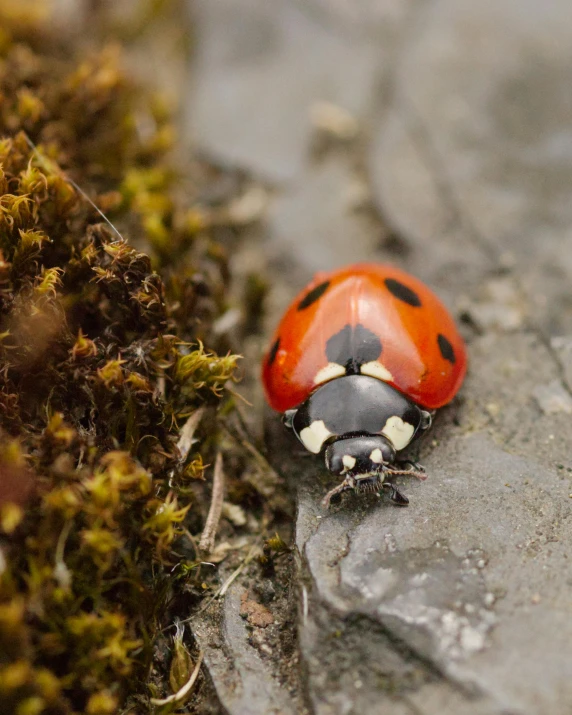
[322,435,396,506]
[325,435,396,476]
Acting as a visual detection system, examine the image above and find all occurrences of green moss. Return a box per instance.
[0,3,245,712]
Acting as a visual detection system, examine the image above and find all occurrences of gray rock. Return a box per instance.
[550,337,572,393]
[266,155,380,279]
[192,583,301,715]
[533,380,572,414]
[371,0,572,331]
[186,0,418,184]
[292,427,572,714]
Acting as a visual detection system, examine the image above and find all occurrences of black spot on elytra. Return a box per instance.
[384,277,422,307]
[326,324,382,374]
[267,337,280,366]
[298,281,330,310]
[437,333,455,364]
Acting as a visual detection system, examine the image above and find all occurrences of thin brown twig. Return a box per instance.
[217,540,259,598]
[180,527,201,562]
[221,421,282,492]
[227,398,260,444]
[192,539,262,617]
[177,406,206,462]
[225,384,253,407]
[198,452,225,555]
[168,407,206,488]
[240,439,281,486]
[149,649,204,707]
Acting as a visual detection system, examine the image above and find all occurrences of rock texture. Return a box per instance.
[187,0,572,713]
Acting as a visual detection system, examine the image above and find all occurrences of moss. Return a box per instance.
[0,3,247,712]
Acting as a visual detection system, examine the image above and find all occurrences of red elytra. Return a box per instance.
[262,263,467,413]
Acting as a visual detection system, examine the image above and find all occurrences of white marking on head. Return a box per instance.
[360,361,393,382]
[381,416,415,451]
[299,420,332,454]
[313,362,346,385]
[369,448,383,464]
[342,455,356,472]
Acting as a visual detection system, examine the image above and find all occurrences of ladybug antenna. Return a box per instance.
[321,475,357,508]
[385,467,427,481]
[321,471,386,508]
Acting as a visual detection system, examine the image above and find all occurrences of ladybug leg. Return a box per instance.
[394,458,426,475]
[382,483,410,506]
[321,475,356,508]
[282,409,297,429]
[419,410,433,431]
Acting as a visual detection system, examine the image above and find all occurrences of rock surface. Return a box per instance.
[187,0,572,713]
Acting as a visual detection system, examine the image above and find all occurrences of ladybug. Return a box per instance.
[262,263,467,507]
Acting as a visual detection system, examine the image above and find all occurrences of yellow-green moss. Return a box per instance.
[0,4,243,713]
